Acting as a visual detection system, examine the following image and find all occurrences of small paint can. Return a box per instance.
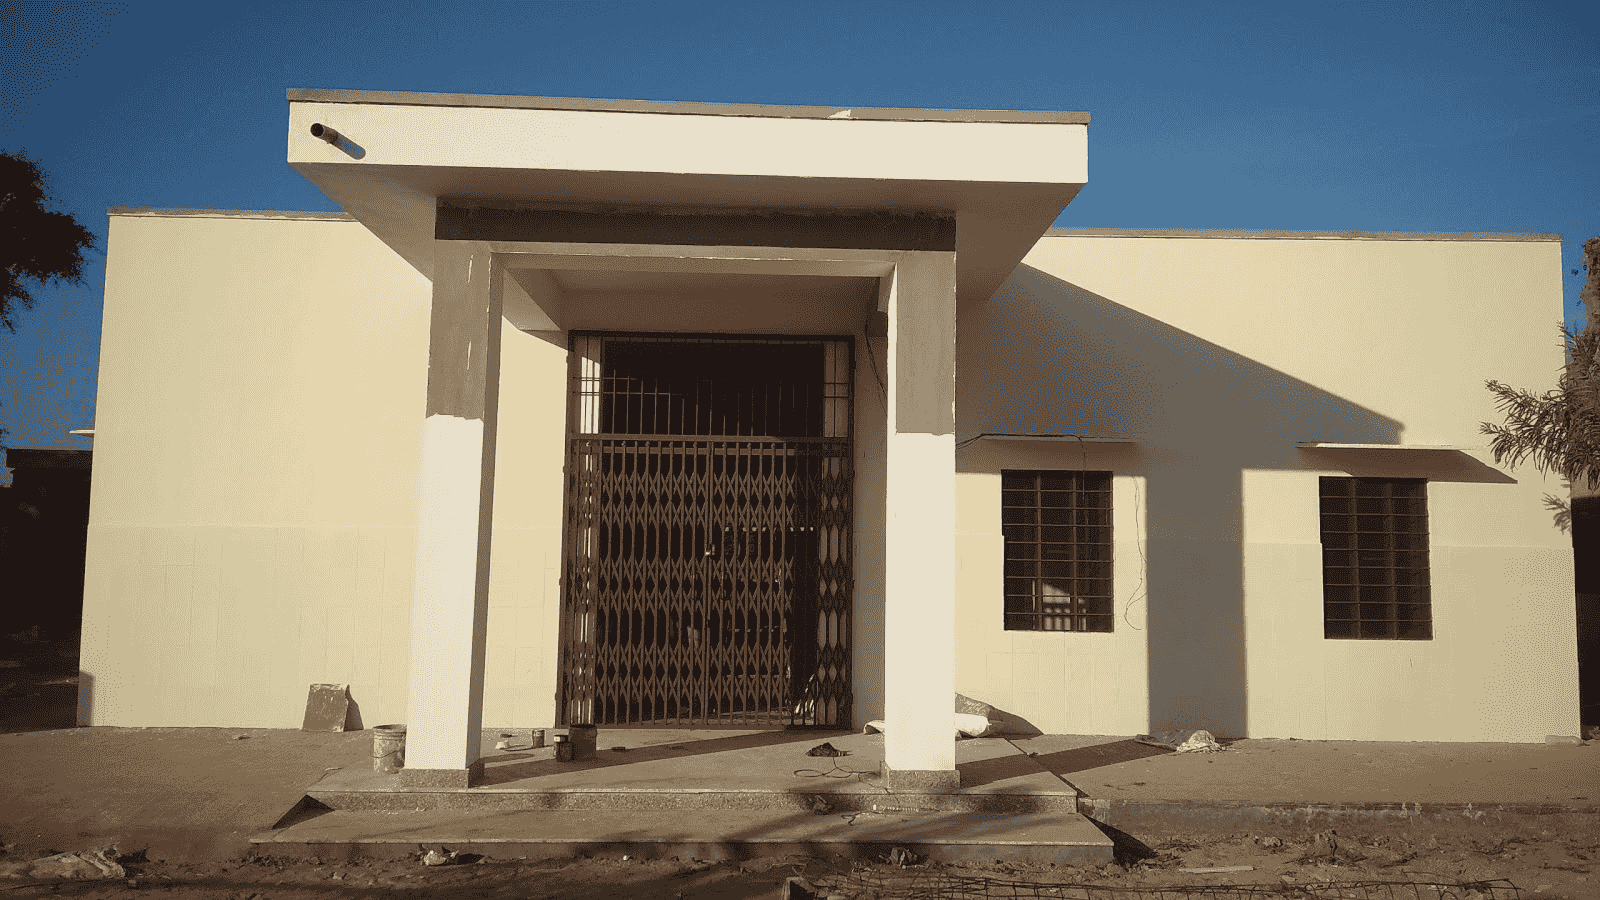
[554,733,573,762]
[371,724,406,773]
[531,728,546,749]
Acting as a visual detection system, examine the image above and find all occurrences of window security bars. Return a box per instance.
[559,334,854,728]
[1001,470,1113,633]
[1319,476,1432,640]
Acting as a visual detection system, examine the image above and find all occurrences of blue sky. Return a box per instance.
[3,0,1598,469]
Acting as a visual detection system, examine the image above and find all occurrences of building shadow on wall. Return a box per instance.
[959,265,1510,738]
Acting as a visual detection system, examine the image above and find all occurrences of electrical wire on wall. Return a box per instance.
[955,432,1107,451]
[1123,478,1148,631]
[862,314,887,403]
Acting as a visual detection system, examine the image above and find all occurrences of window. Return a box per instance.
[1319,476,1432,640]
[1002,470,1113,632]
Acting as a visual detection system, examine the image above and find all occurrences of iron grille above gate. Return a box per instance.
[558,333,854,728]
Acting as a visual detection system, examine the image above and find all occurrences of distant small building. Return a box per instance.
[77,90,1581,789]
[1,449,92,638]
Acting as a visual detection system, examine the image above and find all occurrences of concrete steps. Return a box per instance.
[249,729,1114,864]
[305,785,1082,814]
[252,806,1115,865]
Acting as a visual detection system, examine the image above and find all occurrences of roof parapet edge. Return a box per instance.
[286,88,1090,125]
[107,208,356,221]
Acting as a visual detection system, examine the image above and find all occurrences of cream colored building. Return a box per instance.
[80,90,1579,788]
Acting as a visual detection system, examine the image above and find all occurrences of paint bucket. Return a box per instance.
[372,724,406,773]
[531,728,546,749]
[569,724,597,760]
[554,733,573,762]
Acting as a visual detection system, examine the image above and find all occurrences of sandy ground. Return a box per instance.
[0,830,1592,899]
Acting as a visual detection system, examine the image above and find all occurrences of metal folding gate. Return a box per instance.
[556,333,854,728]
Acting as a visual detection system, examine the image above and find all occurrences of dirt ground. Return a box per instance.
[0,819,1594,899]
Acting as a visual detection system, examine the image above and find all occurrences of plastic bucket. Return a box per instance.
[372,724,406,773]
[569,724,597,760]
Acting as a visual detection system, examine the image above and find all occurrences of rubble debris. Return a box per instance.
[780,875,821,900]
[25,846,126,879]
[1135,729,1224,752]
[1304,829,1342,861]
[886,846,919,867]
[955,692,1037,735]
[420,847,458,866]
[808,795,833,815]
[954,712,992,738]
[805,742,846,757]
[1544,734,1583,745]
[300,683,351,732]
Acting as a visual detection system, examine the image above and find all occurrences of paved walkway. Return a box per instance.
[1011,734,1600,804]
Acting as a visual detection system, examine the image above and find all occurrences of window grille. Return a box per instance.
[1001,470,1113,632]
[1319,476,1432,640]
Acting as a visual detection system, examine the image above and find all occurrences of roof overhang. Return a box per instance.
[286,90,1088,306]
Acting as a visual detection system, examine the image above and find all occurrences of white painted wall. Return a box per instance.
[87,216,1577,743]
[953,233,1578,742]
[83,214,570,730]
[83,213,431,728]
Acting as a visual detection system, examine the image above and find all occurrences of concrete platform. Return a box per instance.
[256,728,1112,864]
[307,729,1080,814]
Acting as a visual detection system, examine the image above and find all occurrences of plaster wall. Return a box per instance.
[954,233,1578,742]
[83,214,430,727]
[81,214,569,730]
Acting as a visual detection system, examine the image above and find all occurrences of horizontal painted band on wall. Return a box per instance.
[1295,442,1483,451]
[435,204,957,251]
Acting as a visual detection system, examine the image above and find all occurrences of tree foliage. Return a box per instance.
[1481,236,1600,496]
[1,150,97,334]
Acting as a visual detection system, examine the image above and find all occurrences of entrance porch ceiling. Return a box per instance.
[287,90,1088,306]
[499,263,880,336]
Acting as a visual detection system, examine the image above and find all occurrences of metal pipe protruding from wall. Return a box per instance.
[310,123,341,144]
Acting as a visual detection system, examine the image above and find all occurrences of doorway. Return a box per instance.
[556,333,854,728]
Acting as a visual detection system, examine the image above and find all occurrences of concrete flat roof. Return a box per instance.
[287,88,1091,126]
[1046,227,1561,242]
[107,212,1561,246]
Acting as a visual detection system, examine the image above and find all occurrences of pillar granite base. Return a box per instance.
[399,761,486,789]
[886,768,962,792]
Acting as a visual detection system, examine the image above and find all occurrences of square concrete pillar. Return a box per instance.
[400,241,502,787]
[882,252,959,791]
